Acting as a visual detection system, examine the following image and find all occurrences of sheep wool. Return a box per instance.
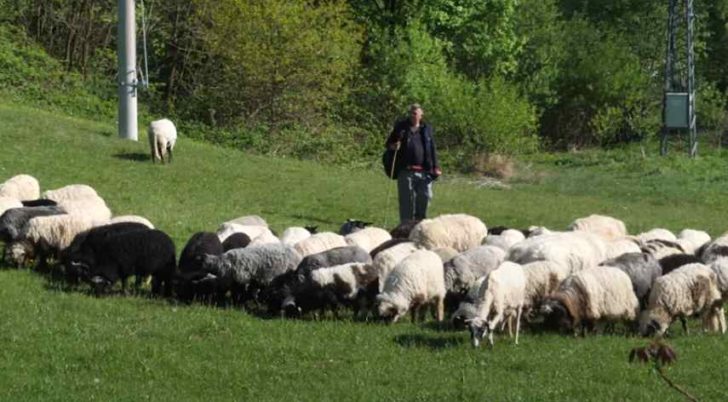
[0,174,40,201]
[42,184,98,202]
[293,232,347,258]
[483,229,525,252]
[216,222,269,243]
[109,215,154,229]
[225,215,268,227]
[377,249,445,323]
[371,241,419,292]
[568,214,627,241]
[148,118,177,163]
[470,261,526,347]
[280,227,312,246]
[409,214,487,252]
[0,196,23,217]
[344,227,392,253]
[507,232,607,277]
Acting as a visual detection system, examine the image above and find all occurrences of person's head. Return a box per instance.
[408,103,423,125]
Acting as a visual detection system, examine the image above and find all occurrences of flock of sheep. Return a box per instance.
[2,172,727,349]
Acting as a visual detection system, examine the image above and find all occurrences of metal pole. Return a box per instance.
[118,0,138,141]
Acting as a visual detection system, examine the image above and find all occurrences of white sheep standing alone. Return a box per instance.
[377,249,446,323]
[468,261,526,348]
[0,174,40,201]
[148,118,177,163]
[409,214,487,252]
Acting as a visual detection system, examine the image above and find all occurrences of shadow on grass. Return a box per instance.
[113,152,150,162]
[394,333,466,350]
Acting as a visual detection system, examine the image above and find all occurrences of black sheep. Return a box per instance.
[339,219,371,235]
[80,229,177,296]
[175,232,225,303]
[221,232,250,251]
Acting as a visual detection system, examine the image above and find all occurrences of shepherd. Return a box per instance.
[384,103,442,224]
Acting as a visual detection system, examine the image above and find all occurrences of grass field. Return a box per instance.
[2,102,728,400]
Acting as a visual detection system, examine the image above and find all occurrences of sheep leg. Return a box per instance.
[680,316,689,335]
[167,146,173,163]
[410,304,419,324]
[719,307,727,334]
[435,296,444,322]
[515,305,522,345]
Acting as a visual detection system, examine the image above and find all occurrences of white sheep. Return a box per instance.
[148,118,177,163]
[247,229,281,246]
[225,215,268,227]
[344,227,391,253]
[0,196,23,216]
[677,229,711,255]
[21,214,99,266]
[377,249,446,323]
[483,229,525,252]
[640,263,723,336]
[42,184,98,202]
[522,260,569,313]
[369,241,419,292]
[568,214,627,241]
[280,227,312,246]
[602,237,641,260]
[409,213,487,252]
[293,232,348,258]
[507,231,607,277]
[468,261,526,347]
[699,234,728,264]
[109,215,154,229]
[0,174,40,201]
[632,228,677,244]
[216,222,269,243]
[56,195,112,225]
[309,262,370,301]
[541,265,639,335]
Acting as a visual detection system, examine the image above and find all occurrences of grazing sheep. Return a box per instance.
[80,229,177,296]
[409,214,487,252]
[389,219,421,239]
[296,246,372,273]
[175,232,225,302]
[226,215,268,227]
[568,214,627,241]
[0,174,40,201]
[521,260,569,314]
[344,227,392,253]
[0,196,23,217]
[699,235,728,264]
[248,229,280,247]
[0,206,65,243]
[640,239,685,260]
[370,241,419,292]
[600,252,662,308]
[216,222,269,243]
[22,214,100,267]
[293,232,347,258]
[640,263,723,336]
[148,118,177,163]
[339,219,372,235]
[540,266,639,336]
[222,233,251,251]
[377,249,446,323]
[507,232,607,277]
[468,261,526,347]
[444,246,506,308]
[42,184,98,202]
[451,276,487,329]
[304,262,371,316]
[109,215,154,229]
[659,253,702,275]
[602,238,642,260]
[483,229,525,252]
[56,195,112,225]
[200,244,302,304]
[280,227,312,246]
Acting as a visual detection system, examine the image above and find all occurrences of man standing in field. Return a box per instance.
[385,103,442,224]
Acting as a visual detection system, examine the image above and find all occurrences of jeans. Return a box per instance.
[397,170,433,224]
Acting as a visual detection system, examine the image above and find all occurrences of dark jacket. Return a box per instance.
[385,119,440,174]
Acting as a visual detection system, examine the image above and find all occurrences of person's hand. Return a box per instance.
[431,167,442,180]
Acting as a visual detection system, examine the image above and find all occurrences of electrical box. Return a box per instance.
[665,92,689,128]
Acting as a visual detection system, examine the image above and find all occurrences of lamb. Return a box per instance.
[79,229,177,296]
[293,232,347,257]
[0,174,40,201]
[640,263,723,336]
[109,215,154,229]
[483,229,525,252]
[540,265,639,335]
[199,244,302,304]
[148,118,177,163]
[600,252,662,307]
[568,214,627,241]
[377,249,445,323]
[222,233,251,251]
[0,196,23,217]
[280,227,312,246]
[42,184,98,202]
[444,245,506,307]
[468,261,526,347]
[344,227,392,253]
[409,214,487,252]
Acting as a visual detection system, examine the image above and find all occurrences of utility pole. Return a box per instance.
[118,0,138,141]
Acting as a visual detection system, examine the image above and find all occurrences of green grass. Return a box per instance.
[2,102,728,400]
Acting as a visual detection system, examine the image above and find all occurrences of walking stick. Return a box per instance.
[383,145,400,228]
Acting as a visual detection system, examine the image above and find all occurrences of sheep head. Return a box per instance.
[376,294,407,324]
[541,298,573,333]
[467,317,489,348]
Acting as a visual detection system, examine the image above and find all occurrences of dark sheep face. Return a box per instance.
[541,300,573,332]
[468,322,488,347]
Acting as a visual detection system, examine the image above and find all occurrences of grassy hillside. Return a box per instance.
[2,103,728,400]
